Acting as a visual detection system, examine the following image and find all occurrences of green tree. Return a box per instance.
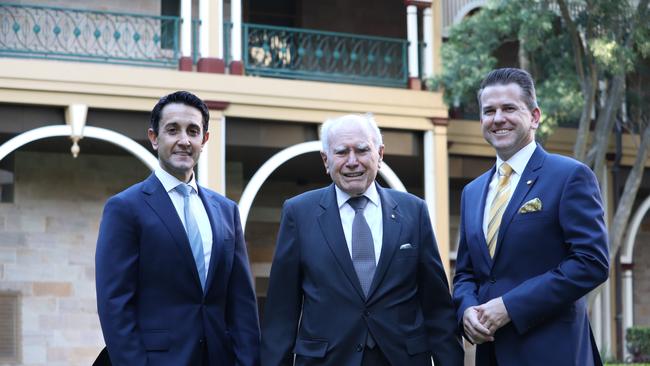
[434,0,649,280]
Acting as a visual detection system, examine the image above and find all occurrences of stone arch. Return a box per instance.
[0,125,158,169]
[452,0,486,26]
[237,141,407,233]
[621,195,650,359]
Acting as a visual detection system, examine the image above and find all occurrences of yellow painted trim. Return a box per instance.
[205,110,225,194]
[0,59,447,130]
[448,119,648,166]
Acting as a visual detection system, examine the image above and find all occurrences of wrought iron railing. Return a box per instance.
[224,21,232,67]
[0,3,180,67]
[242,23,408,88]
[192,19,201,64]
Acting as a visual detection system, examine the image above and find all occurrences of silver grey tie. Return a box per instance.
[348,196,376,297]
[175,183,207,291]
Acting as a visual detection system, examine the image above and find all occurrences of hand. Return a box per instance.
[462,306,494,344]
[476,297,510,334]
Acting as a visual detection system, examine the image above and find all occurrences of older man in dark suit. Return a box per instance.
[261,114,463,366]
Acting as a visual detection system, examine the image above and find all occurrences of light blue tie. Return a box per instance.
[175,183,206,291]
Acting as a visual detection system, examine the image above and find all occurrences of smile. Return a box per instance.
[493,129,511,135]
[343,172,364,177]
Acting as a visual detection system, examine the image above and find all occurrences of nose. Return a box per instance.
[177,131,191,145]
[493,109,506,123]
[346,151,359,166]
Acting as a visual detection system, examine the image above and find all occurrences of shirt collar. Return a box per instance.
[495,140,537,176]
[154,166,198,194]
[335,182,380,209]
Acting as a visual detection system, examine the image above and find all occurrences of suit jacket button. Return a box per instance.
[199,338,205,344]
[363,310,370,317]
[356,344,363,352]
[489,277,496,284]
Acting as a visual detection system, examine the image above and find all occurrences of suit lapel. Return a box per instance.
[141,174,203,292]
[317,185,366,300]
[492,146,545,262]
[366,184,401,301]
[198,188,222,296]
[475,169,495,267]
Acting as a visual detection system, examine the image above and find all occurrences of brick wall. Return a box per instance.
[0,151,148,366]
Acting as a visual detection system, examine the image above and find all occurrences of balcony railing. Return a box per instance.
[242,23,408,88]
[0,3,180,67]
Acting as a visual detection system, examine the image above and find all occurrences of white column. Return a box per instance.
[218,115,226,192]
[422,7,434,78]
[622,268,634,360]
[423,130,437,231]
[231,0,242,62]
[181,0,192,57]
[198,140,209,186]
[593,292,603,353]
[199,0,210,58]
[406,5,419,79]
[199,114,226,193]
[216,0,224,58]
[603,279,612,359]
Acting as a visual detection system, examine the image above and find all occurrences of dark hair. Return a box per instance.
[477,68,538,112]
[150,91,210,135]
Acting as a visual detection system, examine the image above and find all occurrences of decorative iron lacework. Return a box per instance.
[243,23,408,88]
[0,3,180,67]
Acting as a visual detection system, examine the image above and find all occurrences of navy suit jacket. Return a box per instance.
[453,146,609,366]
[261,183,463,366]
[96,174,260,366]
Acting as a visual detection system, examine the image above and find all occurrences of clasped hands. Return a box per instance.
[462,297,510,344]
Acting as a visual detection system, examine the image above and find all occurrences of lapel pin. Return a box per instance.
[526,180,533,185]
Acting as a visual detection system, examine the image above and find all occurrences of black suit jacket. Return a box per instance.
[261,183,463,366]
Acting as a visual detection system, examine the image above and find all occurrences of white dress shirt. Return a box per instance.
[482,141,537,239]
[155,167,213,273]
[335,183,383,264]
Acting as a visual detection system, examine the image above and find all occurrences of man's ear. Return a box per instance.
[377,145,385,167]
[202,131,210,146]
[147,128,158,150]
[320,151,329,174]
[531,107,541,129]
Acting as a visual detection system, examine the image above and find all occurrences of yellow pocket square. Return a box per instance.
[519,198,542,213]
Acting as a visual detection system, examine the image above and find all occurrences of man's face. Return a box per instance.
[320,122,384,196]
[147,103,209,182]
[480,83,540,160]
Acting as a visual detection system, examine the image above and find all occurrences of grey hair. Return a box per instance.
[320,113,383,154]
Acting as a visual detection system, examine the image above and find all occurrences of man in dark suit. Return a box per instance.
[453,68,609,365]
[95,91,260,366]
[261,114,463,366]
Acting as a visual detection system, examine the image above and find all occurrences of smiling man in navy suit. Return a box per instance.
[453,68,609,366]
[261,114,463,366]
[96,91,260,366]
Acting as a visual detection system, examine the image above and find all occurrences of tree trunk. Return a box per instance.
[591,73,626,182]
[609,123,650,261]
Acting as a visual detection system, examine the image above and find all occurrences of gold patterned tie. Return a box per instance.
[487,163,513,258]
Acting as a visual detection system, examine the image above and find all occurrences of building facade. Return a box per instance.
[0,0,648,365]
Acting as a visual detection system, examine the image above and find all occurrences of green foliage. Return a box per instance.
[627,327,650,362]
[432,0,649,140]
